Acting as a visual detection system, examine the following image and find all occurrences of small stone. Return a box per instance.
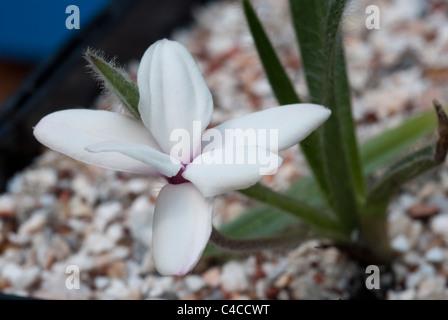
[110,246,130,260]
[65,254,95,272]
[106,223,124,243]
[18,210,48,236]
[406,262,436,288]
[0,195,15,217]
[139,251,156,276]
[83,232,114,254]
[34,273,92,299]
[184,275,206,292]
[69,196,93,218]
[71,175,97,204]
[94,201,123,231]
[145,276,175,298]
[0,277,10,290]
[321,248,340,266]
[425,247,444,263]
[24,168,58,192]
[127,195,153,246]
[274,271,293,289]
[101,279,129,299]
[126,178,150,194]
[391,235,409,252]
[2,248,23,264]
[289,276,322,300]
[38,194,56,208]
[221,261,249,292]
[107,261,127,279]
[417,277,446,299]
[407,203,440,220]
[430,214,448,238]
[0,263,40,290]
[94,276,110,290]
[417,182,438,199]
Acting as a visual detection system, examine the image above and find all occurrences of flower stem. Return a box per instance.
[239,183,343,236]
[209,227,308,252]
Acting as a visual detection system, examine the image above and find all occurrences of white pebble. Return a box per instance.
[1,263,40,290]
[94,276,110,290]
[126,178,150,194]
[391,235,409,252]
[417,277,446,299]
[83,232,115,254]
[430,214,448,240]
[24,168,58,192]
[110,246,130,260]
[35,273,92,299]
[184,275,206,292]
[145,276,175,298]
[127,195,153,246]
[0,195,15,216]
[106,223,124,242]
[94,201,123,231]
[18,210,47,236]
[221,261,249,292]
[425,247,444,263]
[69,196,93,218]
[65,254,95,272]
[71,175,97,204]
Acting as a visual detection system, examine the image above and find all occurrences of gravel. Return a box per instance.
[1,0,448,300]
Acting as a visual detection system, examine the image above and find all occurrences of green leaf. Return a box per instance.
[360,102,448,262]
[361,145,436,262]
[360,110,437,176]
[84,48,140,118]
[218,108,438,253]
[239,183,339,233]
[289,0,364,232]
[242,0,300,105]
[206,175,342,257]
[242,0,333,218]
[204,206,301,256]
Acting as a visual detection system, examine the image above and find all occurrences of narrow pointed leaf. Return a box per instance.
[361,110,437,176]
[85,48,140,118]
[239,183,340,233]
[361,102,448,261]
[242,0,332,209]
[289,0,363,231]
[242,0,300,105]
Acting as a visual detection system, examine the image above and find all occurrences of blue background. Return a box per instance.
[0,0,112,64]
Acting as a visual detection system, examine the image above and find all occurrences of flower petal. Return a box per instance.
[183,146,283,197]
[85,141,182,178]
[137,39,213,162]
[33,109,161,175]
[210,103,331,151]
[152,183,213,276]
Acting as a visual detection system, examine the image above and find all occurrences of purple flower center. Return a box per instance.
[168,166,188,185]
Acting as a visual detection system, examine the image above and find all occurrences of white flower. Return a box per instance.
[33,39,330,276]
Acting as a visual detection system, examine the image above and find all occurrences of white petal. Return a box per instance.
[137,39,213,162]
[152,183,213,276]
[183,146,283,197]
[210,103,331,151]
[85,141,182,178]
[33,109,161,175]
